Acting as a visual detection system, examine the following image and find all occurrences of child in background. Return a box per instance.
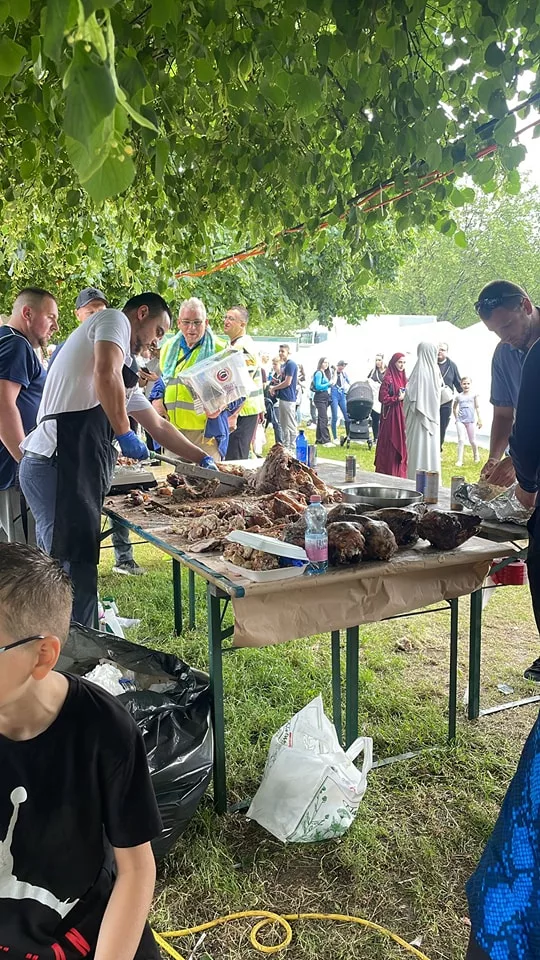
[0,543,161,960]
[454,376,482,466]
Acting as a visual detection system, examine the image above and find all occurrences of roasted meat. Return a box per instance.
[326,503,359,524]
[417,510,482,550]
[364,507,419,547]
[282,516,307,548]
[253,444,341,502]
[356,516,398,561]
[327,521,365,565]
[223,541,280,571]
[171,477,221,500]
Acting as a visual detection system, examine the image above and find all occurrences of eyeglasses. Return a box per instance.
[180,319,204,328]
[474,294,524,318]
[0,634,45,655]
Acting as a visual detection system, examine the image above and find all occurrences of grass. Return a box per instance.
[98,436,535,960]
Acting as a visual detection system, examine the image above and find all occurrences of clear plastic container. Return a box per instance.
[304,495,328,575]
[177,347,253,415]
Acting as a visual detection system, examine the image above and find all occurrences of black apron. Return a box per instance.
[46,361,140,565]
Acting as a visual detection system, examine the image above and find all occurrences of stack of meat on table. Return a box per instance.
[117,445,482,572]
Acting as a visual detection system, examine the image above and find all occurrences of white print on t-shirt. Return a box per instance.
[0,786,78,918]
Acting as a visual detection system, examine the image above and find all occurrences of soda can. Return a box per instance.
[450,476,466,511]
[345,455,357,483]
[415,469,427,495]
[424,470,439,504]
[307,444,317,469]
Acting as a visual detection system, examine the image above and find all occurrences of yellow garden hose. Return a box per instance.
[153,910,431,960]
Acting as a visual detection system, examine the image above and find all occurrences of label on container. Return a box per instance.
[305,534,328,562]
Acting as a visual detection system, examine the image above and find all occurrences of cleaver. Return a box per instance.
[154,453,245,489]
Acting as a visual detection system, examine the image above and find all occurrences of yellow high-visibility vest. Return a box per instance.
[229,334,265,416]
[161,331,228,431]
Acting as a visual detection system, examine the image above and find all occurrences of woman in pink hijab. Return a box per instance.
[374,352,408,478]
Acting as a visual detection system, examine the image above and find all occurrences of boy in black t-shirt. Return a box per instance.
[0,543,162,960]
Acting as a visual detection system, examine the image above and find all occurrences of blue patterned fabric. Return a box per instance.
[466,712,540,959]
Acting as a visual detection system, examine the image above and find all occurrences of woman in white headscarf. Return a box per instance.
[404,342,444,480]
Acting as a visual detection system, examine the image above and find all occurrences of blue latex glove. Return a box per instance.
[116,430,149,460]
[200,455,218,471]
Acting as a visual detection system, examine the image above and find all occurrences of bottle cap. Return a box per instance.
[309,495,322,503]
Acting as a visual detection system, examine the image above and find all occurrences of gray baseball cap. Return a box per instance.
[75,286,108,310]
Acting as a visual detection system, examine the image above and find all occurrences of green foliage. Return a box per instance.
[0,0,538,271]
[375,182,540,328]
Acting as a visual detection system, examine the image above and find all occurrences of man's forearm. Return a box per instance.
[147,417,207,463]
[94,370,130,435]
[0,406,25,462]
[489,408,514,460]
[94,868,155,960]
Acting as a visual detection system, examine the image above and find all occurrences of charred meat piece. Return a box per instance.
[223,541,280,571]
[282,516,307,548]
[326,503,359,524]
[356,516,398,561]
[327,521,365,565]
[253,444,341,503]
[272,490,308,518]
[125,490,149,507]
[417,510,481,550]
[187,513,223,542]
[167,472,182,488]
[365,507,419,547]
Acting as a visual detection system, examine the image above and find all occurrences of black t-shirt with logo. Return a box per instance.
[0,674,162,959]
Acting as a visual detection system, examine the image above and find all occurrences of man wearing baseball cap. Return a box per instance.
[330,360,350,444]
[75,286,109,316]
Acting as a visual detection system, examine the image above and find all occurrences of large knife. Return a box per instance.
[153,453,246,488]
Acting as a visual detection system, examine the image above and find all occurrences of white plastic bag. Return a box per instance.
[253,421,266,457]
[247,695,373,842]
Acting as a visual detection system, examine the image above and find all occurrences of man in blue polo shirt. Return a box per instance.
[475,280,540,489]
[0,287,58,541]
[269,343,298,454]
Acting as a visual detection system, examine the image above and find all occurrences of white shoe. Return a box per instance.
[455,461,463,467]
[322,442,334,447]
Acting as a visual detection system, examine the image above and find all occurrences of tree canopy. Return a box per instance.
[376,183,540,327]
[0,0,538,289]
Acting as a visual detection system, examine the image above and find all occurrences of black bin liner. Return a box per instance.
[56,623,213,860]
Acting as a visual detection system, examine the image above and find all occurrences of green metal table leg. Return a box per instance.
[345,625,360,749]
[331,631,342,744]
[468,589,483,720]
[188,568,196,629]
[172,559,182,636]
[448,598,459,742]
[208,587,227,814]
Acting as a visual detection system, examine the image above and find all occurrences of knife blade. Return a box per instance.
[153,454,246,488]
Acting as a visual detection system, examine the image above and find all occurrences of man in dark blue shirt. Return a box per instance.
[0,287,58,542]
[475,280,540,488]
[269,344,298,454]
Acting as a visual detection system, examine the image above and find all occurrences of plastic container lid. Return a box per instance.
[309,495,322,503]
[225,530,308,561]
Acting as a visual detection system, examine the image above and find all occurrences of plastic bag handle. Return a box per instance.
[345,737,373,777]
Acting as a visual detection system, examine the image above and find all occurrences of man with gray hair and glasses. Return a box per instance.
[475,280,540,488]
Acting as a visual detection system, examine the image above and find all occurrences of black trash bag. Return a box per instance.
[56,622,213,861]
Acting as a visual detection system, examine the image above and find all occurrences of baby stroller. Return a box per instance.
[341,380,373,450]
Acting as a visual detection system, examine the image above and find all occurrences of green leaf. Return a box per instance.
[488,89,507,119]
[461,186,476,204]
[65,112,115,181]
[505,170,521,195]
[103,13,158,133]
[116,54,147,98]
[289,73,321,118]
[194,58,216,83]
[425,141,442,170]
[454,229,468,249]
[493,113,516,146]
[154,138,169,182]
[149,0,177,27]
[14,102,36,132]
[471,158,497,184]
[63,45,116,143]
[12,0,30,22]
[0,37,25,76]
[484,41,505,67]
[83,151,135,201]
[44,0,75,64]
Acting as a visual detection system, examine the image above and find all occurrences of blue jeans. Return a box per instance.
[111,522,134,565]
[330,388,349,439]
[19,455,98,628]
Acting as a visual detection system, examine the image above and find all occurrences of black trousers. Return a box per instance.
[440,401,452,448]
[371,410,380,440]
[527,506,540,636]
[226,413,258,460]
[465,934,490,960]
[315,392,331,444]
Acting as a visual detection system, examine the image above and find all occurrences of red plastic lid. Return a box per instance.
[310,495,322,503]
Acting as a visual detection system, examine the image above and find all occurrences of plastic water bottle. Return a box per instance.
[295,428,308,464]
[304,495,328,575]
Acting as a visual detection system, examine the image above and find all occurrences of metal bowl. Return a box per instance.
[342,485,423,509]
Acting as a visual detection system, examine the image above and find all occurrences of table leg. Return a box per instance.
[172,559,182,635]
[448,598,459,742]
[345,625,360,749]
[208,586,227,814]
[188,568,196,629]
[468,589,483,720]
[331,631,342,744]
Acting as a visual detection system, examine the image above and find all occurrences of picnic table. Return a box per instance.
[103,460,519,813]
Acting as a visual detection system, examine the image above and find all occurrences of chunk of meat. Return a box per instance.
[417,510,481,550]
[187,513,222,542]
[326,504,359,524]
[282,516,307,548]
[253,444,341,502]
[356,516,398,561]
[223,541,280,571]
[327,521,365,565]
[364,507,419,547]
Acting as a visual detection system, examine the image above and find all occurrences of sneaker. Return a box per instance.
[112,560,145,576]
[455,461,463,467]
[322,442,335,447]
[524,658,540,682]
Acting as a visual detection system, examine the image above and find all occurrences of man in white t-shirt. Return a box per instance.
[19,292,215,626]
